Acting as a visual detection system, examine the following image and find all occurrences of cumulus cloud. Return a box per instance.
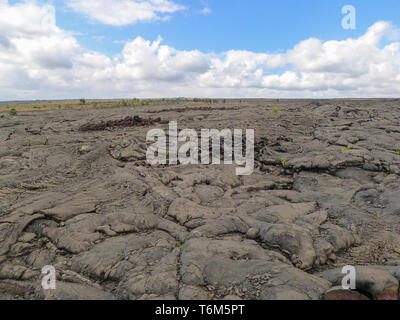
[0,1,81,98]
[114,36,210,81]
[1,1,400,100]
[66,0,185,26]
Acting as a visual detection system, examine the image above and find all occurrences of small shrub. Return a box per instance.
[80,98,86,105]
[9,108,17,116]
[281,159,286,167]
[272,107,281,117]
[174,241,182,248]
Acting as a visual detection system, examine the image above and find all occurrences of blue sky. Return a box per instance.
[48,0,400,55]
[1,0,400,99]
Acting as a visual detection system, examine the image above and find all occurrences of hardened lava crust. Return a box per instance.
[0,99,400,300]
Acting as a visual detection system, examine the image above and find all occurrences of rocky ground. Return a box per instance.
[0,99,400,300]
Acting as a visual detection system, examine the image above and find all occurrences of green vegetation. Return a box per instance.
[0,98,229,113]
[272,107,281,117]
[281,159,286,167]
[192,98,221,104]
[174,241,182,248]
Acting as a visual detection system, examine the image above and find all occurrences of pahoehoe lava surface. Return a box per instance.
[1,99,400,300]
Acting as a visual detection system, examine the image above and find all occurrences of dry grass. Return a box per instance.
[0,98,226,113]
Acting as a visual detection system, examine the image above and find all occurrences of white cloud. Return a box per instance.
[114,36,210,81]
[201,7,211,15]
[0,1,80,96]
[67,0,185,26]
[199,0,211,15]
[1,2,400,100]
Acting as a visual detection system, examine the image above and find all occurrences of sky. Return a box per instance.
[1,0,400,100]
